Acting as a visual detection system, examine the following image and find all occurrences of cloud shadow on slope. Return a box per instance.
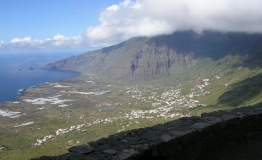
[147,30,262,61]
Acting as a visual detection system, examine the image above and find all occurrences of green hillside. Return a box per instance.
[43,30,262,114]
[2,31,262,159]
[44,31,262,81]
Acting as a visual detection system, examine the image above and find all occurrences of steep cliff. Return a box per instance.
[43,30,262,80]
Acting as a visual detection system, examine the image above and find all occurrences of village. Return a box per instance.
[0,73,212,149]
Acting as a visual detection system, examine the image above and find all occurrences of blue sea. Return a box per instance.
[0,52,81,103]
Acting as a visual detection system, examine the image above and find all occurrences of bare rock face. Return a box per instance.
[43,31,262,81]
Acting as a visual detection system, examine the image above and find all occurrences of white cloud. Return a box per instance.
[1,35,84,50]
[106,5,119,11]
[2,0,262,50]
[0,41,4,49]
[10,37,31,43]
[53,34,65,40]
[83,0,262,47]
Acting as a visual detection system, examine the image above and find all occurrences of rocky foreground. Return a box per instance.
[32,105,262,160]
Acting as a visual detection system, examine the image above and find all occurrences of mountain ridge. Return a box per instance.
[43,30,262,81]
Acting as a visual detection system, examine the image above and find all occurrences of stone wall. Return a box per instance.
[33,105,262,160]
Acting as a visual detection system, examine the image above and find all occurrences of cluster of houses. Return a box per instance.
[34,135,56,146]
[125,84,209,110]
[31,76,212,146]
[34,123,88,146]
[189,79,211,97]
[33,101,192,146]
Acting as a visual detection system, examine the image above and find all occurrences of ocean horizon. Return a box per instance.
[0,52,80,103]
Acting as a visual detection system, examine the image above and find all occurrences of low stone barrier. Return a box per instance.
[33,105,262,160]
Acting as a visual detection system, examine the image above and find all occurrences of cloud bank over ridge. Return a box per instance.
[1,0,262,50]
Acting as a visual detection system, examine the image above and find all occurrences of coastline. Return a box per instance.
[0,70,82,120]
[0,69,81,104]
[17,70,81,99]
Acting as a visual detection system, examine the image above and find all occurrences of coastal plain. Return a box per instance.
[1,67,262,159]
[0,72,202,159]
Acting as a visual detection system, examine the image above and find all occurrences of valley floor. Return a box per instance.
[0,68,262,159]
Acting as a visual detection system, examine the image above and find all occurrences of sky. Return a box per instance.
[1,0,262,53]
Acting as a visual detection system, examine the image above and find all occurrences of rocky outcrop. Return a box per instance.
[32,105,262,160]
